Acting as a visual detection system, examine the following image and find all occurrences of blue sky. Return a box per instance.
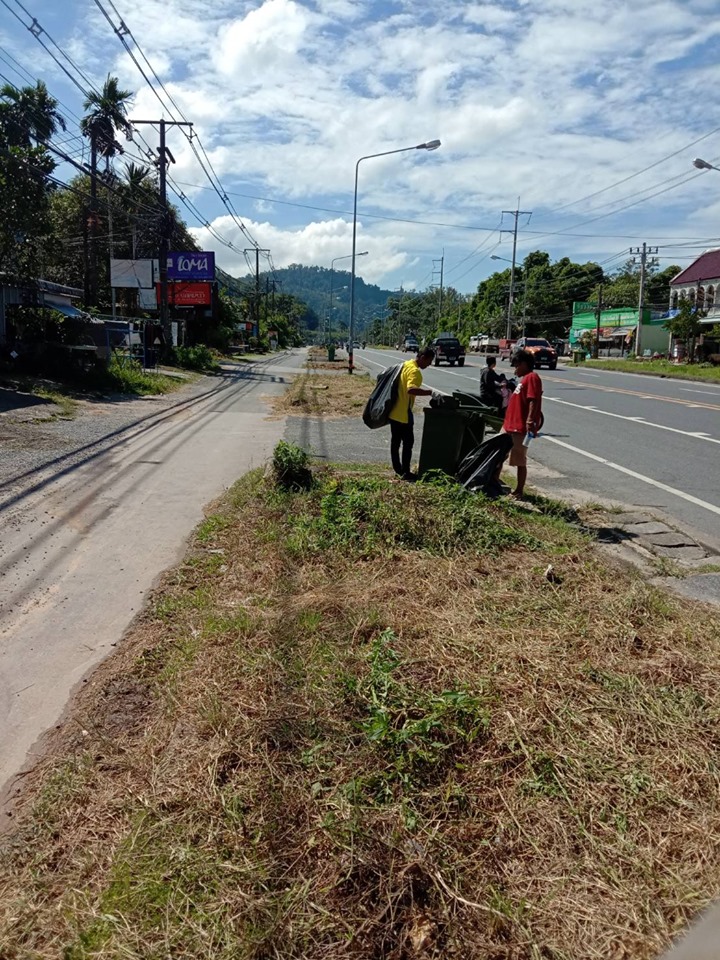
[3,0,720,292]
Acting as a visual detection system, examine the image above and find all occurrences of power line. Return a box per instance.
[91,0,261,251]
[539,123,720,219]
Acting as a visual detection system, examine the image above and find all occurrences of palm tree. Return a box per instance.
[0,80,66,146]
[80,76,133,305]
[80,75,133,158]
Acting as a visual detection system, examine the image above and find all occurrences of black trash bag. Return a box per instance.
[429,394,459,409]
[362,363,404,429]
[457,433,513,497]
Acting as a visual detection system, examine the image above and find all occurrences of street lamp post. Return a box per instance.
[329,251,367,341]
[693,158,720,171]
[348,139,441,372]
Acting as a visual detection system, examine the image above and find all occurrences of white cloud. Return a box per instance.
[190,214,412,285]
[42,0,720,292]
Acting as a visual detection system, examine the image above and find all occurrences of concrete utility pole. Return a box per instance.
[501,205,532,340]
[630,242,658,356]
[130,119,193,345]
[244,247,270,338]
[432,255,444,323]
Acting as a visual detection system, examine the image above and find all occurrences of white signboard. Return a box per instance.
[138,286,158,310]
[110,259,158,289]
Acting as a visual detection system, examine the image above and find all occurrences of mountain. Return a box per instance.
[238,263,396,332]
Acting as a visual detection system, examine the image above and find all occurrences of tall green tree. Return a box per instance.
[0,81,62,276]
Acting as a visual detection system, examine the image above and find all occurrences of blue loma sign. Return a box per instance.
[167,252,215,281]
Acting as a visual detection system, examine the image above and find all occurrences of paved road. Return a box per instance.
[357,348,720,550]
[0,354,300,812]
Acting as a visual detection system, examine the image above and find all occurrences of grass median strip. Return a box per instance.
[2,462,720,959]
[272,371,372,418]
[578,358,720,383]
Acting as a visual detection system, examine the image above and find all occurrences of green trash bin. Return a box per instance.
[327,344,336,362]
[417,405,486,477]
[572,349,585,363]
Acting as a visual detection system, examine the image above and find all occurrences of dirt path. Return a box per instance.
[0,355,302,814]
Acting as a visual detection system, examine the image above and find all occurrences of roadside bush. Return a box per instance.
[172,345,219,372]
[271,440,314,491]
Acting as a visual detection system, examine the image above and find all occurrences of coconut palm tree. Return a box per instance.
[0,80,66,146]
[80,76,133,305]
[80,75,133,158]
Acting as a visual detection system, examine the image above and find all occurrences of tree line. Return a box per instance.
[366,252,681,346]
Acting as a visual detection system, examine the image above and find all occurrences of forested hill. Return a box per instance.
[241,263,396,331]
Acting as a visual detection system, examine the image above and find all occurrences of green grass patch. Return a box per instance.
[578,358,720,383]
[3,465,720,959]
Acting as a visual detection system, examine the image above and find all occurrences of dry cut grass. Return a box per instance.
[271,371,372,419]
[1,468,720,960]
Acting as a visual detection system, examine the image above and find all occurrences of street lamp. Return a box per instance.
[693,157,720,171]
[329,251,367,341]
[348,139,441,372]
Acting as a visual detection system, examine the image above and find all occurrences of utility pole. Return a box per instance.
[431,255,444,324]
[244,247,270,338]
[594,285,603,359]
[629,242,658,357]
[130,119,193,347]
[501,205,532,340]
[87,128,98,307]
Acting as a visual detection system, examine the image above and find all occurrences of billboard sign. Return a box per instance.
[167,251,215,281]
[110,258,156,289]
[156,283,212,307]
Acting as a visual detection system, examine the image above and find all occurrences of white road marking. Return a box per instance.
[680,388,720,396]
[544,396,720,445]
[543,436,720,518]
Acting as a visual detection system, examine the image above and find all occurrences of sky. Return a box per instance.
[3,0,720,293]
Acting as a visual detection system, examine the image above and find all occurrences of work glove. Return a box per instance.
[431,390,443,400]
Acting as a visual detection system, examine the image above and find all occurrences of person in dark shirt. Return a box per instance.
[479,355,505,412]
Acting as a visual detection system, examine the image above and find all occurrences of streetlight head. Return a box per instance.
[693,157,713,170]
[358,251,369,257]
[418,139,442,151]
[491,255,501,260]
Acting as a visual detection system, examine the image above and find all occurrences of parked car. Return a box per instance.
[430,334,465,366]
[403,336,419,352]
[513,337,558,369]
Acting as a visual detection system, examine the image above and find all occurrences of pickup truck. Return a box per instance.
[498,339,517,361]
[513,336,558,369]
[403,336,419,352]
[430,335,465,366]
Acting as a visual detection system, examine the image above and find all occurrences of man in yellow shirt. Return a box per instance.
[388,347,434,480]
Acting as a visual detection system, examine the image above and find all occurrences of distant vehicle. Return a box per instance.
[477,334,500,354]
[403,335,419,352]
[498,338,517,361]
[513,337,558,370]
[430,334,465,367]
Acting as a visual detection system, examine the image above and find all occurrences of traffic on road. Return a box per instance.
[356,346,720,547]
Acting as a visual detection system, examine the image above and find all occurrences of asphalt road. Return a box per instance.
[0,353,303,812]
[357,347,720,550]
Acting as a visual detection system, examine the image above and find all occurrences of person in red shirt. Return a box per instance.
[501,349,543,498]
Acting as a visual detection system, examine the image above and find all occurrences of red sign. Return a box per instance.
[155,282,212,307]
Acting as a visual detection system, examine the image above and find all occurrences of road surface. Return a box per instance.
[357,348,720,551]
[0,354,299,811]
